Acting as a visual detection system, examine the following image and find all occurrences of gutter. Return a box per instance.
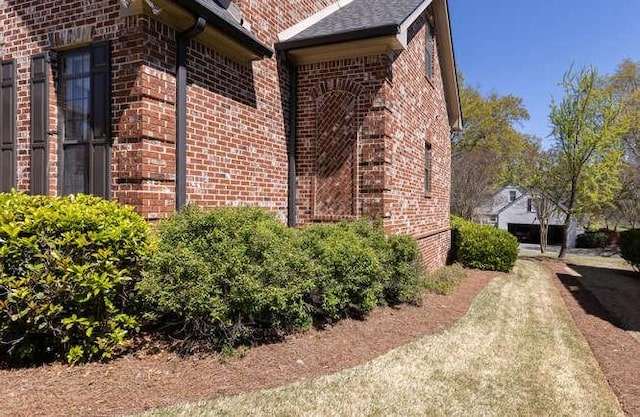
[284,52,298,227]
[174,0,272,58]
[276,24,399,51]
[175,16,206,210]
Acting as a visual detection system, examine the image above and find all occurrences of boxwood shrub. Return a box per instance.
[450,216,518,272]
[0,191,151,364]
[300,219,424,319]
[576,231,608,248]
[137,205,317,351]
[619,229,640,273]
[138,208,425,350]
[301,223,383,319]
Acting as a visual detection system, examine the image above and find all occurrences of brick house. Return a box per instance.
[0,0,461,268]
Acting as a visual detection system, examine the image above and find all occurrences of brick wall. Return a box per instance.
[1,0,138,199]
[3,0,453,267]
[383,12,452,269]
[296,56,388,223]
[1,0,336,221]
[294,10,452,268]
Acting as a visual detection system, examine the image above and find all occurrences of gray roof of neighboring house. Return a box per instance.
[278,0,427,50]
[174,0,272,57]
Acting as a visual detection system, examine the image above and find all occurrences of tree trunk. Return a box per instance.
[558,212,571,259]
[559,181,578,259]
[539,222,548,253]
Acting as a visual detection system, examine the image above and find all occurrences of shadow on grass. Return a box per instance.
[555,263,640,334]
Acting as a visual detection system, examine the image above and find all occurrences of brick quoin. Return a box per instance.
[2,0,458,269]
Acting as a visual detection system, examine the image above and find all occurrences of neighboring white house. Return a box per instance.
[475,186,581,248]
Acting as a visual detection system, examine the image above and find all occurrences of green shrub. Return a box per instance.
[576,231,608,248]
[422,263,467,295]
[0,191,151,364]
[300,222,385,319]
[301,219,425,317]
[139,208,425,350]
[450,216,518,272]
[384,234,423,304]
[137,205,316,350]
[619,229,640,273]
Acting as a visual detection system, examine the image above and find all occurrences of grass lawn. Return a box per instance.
[135,260,623,417]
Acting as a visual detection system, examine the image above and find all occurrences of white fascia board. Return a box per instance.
[395,0,433,48]
[278,0,354,41]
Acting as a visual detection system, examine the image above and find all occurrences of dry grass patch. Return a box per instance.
[422,263,467,295]
[565,254,633,271]
[137,260,623,417]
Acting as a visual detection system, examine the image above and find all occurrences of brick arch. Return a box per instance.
[311,78,363,100]
[313,86,358,219]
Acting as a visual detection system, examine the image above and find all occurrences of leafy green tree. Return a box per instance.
[452,74,534,218]
[599,59,640,229]
[605,59,640,159]
[549,66,627,258]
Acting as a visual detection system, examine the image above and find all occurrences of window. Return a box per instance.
[59,42,110,198]
[509,190,517,201]
[425,22,434,78]
[527,198,536,213]
[424,142,432,194]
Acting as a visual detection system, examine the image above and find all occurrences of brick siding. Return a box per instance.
[295,10,452,268]
[2,0,453,268]
[384,12,452,269]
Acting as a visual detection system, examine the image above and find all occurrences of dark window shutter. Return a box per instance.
[30,54,49,195]
[0,59,17,192]
[90,41,111,199]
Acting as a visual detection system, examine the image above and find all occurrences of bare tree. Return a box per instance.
[451,148,500,220]
[613,162,640,228]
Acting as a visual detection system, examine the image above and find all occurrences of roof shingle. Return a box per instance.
[283,0,427,48]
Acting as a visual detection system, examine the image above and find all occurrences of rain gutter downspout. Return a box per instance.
[285,53,297,227]
[176,16,206,210]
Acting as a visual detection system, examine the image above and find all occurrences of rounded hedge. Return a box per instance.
[301,222,385,319]
[0,191,151,364]
[450,216,518,272]
[576,231,608,249]
[138,205,316,351]
[619,229,640,273]
[300,219,424,318]
[138,208,425,351]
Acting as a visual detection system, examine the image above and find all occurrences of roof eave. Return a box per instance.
[276,24,400,52]
[175,0,273,58]
[433,0,462,131]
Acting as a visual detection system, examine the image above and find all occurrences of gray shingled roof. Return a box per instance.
[280,0,427,50]
[174,0,272,57]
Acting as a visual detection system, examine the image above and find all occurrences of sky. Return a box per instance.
[448,0,640,146]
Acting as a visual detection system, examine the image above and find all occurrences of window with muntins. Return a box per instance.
[509,190,516,201]
[59,42,110,198]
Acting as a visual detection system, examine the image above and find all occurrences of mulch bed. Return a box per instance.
[0,270,498,417]
[543,259,640,417]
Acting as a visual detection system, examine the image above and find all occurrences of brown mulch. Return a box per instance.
[542,259,640,417]
[0,270,498,417]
